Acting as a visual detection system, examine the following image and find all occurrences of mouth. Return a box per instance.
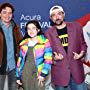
[55,19,61,22]
[54,19,63,25]
[55,19,61,24]
[5,16,11,20]
[30,33,35,36]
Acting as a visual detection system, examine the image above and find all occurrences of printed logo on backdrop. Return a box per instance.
[20,14,51,36]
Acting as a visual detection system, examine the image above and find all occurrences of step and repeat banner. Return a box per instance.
[0,0,90,83]
[0,0,90,33]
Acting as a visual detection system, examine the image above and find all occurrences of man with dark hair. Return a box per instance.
[0,2,22,90]
[45,5,87,90]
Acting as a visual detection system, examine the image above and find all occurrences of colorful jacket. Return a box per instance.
[16,35,52,79]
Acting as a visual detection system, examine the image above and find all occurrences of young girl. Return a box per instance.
[16,20,52,90]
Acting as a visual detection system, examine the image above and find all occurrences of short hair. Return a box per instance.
[25,20,43,35]
[0,2,15,13]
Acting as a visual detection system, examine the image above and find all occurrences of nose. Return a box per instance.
[55,14,59,19]
[56,14,63,20]
[7,13,11,16]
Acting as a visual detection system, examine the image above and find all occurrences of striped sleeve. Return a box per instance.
[41,39,52,76]
[16,45,28,80]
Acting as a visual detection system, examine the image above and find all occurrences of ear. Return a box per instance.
[50,16,53,22]
[37,29,40,32]
[0,13,1,17]
[63,13,65,17]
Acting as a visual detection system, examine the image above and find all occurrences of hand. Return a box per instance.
[16,80,22,86]
[53,52,64,60]
[73,51,84,60]
[37,76,45,87]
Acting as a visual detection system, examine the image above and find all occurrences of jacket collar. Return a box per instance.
[19,35,46,46]
[0,19,16,29]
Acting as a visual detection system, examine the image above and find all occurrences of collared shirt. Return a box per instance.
[0,19,15,72]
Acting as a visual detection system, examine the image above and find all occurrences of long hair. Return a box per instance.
[24,20,43,39]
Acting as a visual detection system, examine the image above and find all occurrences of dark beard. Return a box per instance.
[54,20,63,26]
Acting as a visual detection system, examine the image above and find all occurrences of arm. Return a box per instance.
[16,45,28,80]
[40,39,52,77]
[14,25,23,58]
[16,49,25,80]
[37,39,52,87]
[79,23,87,55]
[73,23,87,60]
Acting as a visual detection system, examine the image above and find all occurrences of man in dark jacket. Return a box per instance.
[45,5,87,90]
[0,3,22,90]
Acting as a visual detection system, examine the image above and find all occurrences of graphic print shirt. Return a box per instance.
[56,26,68,52]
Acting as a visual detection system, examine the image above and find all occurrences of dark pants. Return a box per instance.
[55,77,87,90]
[0,69,17,90]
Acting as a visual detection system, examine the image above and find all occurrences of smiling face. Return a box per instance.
[27,23,39,38]
[0,7,13,24]
[50,9,65,26]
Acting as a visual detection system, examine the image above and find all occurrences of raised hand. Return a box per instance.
[53,52,64,60]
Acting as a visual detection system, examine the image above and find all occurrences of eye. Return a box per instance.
[32,27,37,30]
[58,12,63,15]
[2,10,7,14]
[27,27,37,32]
